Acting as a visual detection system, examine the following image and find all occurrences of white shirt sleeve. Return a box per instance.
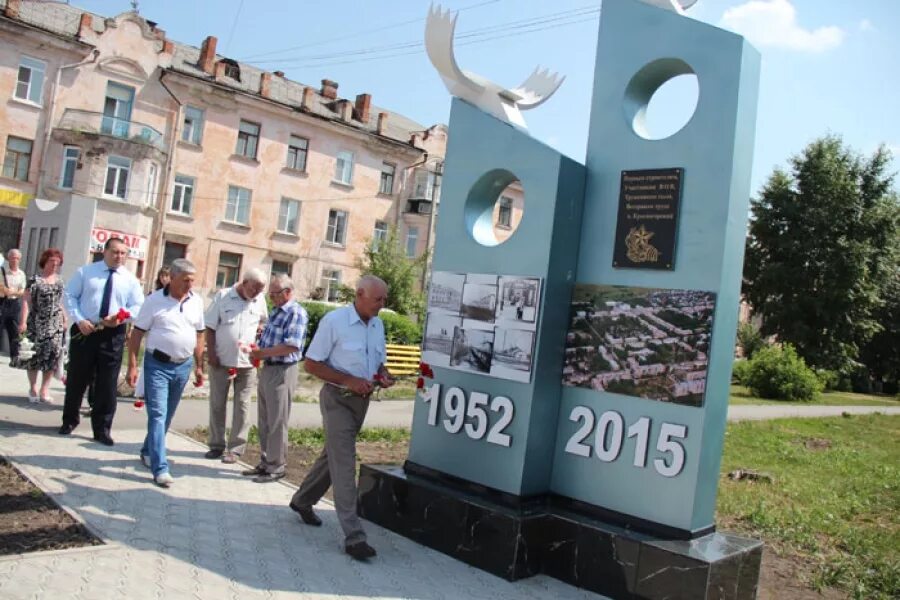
[204,292,222,331]
[133,294,156,331]
[305,311,336,363]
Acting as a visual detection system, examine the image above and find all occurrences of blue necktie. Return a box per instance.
[99,268,114,319]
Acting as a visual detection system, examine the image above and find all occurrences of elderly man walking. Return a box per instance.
[289,275,394,561]
[0,248,26,364]
[126,259,205,487]
[244,274,308,483]
[60,237,143,445]
[204,268,268,463]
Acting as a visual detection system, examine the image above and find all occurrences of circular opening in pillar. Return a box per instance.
[464,170,525,247]
[624,58,699,141]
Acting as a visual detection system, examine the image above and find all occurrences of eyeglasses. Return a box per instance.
[268,288,288,297]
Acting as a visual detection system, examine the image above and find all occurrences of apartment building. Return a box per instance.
[0,0,451,299]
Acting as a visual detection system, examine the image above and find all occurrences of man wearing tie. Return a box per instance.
[60,237,143,445]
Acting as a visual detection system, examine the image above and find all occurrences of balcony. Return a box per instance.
[55,109,166,152]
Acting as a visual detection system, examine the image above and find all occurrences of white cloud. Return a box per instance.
[719,0,845,53]
[858,18,874,32]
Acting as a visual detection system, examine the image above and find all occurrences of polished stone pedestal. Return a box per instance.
[359,464,762,600]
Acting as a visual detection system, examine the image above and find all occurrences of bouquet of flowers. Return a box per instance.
[73,308,131,341]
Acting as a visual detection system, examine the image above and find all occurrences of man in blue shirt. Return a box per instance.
[60,237,143,445]
[288,275,394,561]
[245,274,308,483]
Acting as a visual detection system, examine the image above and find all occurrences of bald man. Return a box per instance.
[289,275,395,561]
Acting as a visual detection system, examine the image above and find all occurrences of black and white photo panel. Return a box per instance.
[449,326,495,375]
[460,273,499,323]
[422,314,460,368]
[427,271,466,315]
[495,276,541,329]
[491,328,536,382]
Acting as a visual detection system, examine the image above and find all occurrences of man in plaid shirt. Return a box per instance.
[245,274,308,482]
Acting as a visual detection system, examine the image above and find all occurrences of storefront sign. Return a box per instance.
[90,227,148,260]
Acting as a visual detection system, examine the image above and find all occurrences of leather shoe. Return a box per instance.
[241,465,266,477]
[252,472,285,483]
[93,434,114,446]
[289,501,322,526]
[204,449,224,459]
[345,541,376,561]
[58,423,76,435]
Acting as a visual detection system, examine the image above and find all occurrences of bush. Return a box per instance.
[380,310,422,345]
[732,359,752,385]
[736,322,767,358]
[745,343,822,401]
[815,368,840,392]
[299,301,339,349]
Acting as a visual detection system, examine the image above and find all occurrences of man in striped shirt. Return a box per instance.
[244,274,308,483]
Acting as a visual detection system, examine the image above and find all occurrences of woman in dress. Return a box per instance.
[17,248,66,403]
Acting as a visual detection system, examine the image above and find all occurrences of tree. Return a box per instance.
[743,136,899,375]
[344,226,429,317]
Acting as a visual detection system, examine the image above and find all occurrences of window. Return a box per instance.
[406,226,419,258]
[221,59,241,81]
[104,155,130,199]
[225,185,252,225]
[15,56,46,104]
[3,136,33,181]
[321,269,341,302]
[498,196,513,228]
[334,150,354,184]
[271,260,293,277]
[373,220,388,248]
[411,168,436,199]
[145,163,158,207]
[216,251,242,288]
[163,241,187,266]
[171,175,195,215]
[102,82,134,137]
[286,135,308,171]
[59,146,80,189]
[325,209,348,245]
[182,106,204,145]
[277,197,300,234]
[235,120,260,159]
[380,162,395,195]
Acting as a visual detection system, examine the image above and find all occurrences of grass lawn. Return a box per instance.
[717,414,899,599]
[729,384,900,407]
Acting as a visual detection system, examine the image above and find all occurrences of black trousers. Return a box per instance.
[62,324,126,437]
[0,304,20,361]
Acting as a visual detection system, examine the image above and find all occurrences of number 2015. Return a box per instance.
[420,384,514,447]
[564,406,688,477]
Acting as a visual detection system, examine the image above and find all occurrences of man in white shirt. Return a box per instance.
[126,259,205,488]
[0,249,26,364]
[204,268,268,463]
[289,275,394,561]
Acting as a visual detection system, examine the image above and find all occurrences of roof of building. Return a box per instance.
[1,0,433,147]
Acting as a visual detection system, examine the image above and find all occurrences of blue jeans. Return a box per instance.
[140,353,193,477]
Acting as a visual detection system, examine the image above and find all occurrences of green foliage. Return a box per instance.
[731,359,752,385]
[379,310,422,344]
[718,415,900,598]
[729,384,900,406]
[815,369,841,392]
[247,426,410,446]
[859,270,900,392]
[299,301,338,349]
[736,322,767,359]
[356,226,428,317]
[743,136,900,376]
[745,344,822,401]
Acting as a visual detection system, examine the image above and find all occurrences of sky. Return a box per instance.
[69,0,900,195]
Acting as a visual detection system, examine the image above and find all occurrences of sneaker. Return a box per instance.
[154,472,174,488]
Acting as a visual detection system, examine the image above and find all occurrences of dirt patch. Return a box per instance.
[803,437,833,451]
[0,458,102,556]
[758,549,846,600]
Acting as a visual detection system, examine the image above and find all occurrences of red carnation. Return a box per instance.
[419,361,434,378]
[116,308,131,323]
[250,343,261,368]
[416,376,425,389]
[133,399,144,409]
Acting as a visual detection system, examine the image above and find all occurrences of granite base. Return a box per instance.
[359,464,762,600]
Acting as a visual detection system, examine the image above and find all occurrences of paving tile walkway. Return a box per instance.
[0,426,602,599]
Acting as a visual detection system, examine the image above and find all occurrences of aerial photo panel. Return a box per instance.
[562,284,716,407]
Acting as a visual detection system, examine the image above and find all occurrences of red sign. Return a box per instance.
[90,228,148,260]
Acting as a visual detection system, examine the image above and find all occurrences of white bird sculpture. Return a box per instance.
[425,4,565,130]
[638,0,699,15]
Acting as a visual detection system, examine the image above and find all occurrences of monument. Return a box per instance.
[360,0,762,597]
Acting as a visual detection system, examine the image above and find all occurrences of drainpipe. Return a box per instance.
[35,48,99,200]
[420,158,443,291]
[150,70,182,289]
